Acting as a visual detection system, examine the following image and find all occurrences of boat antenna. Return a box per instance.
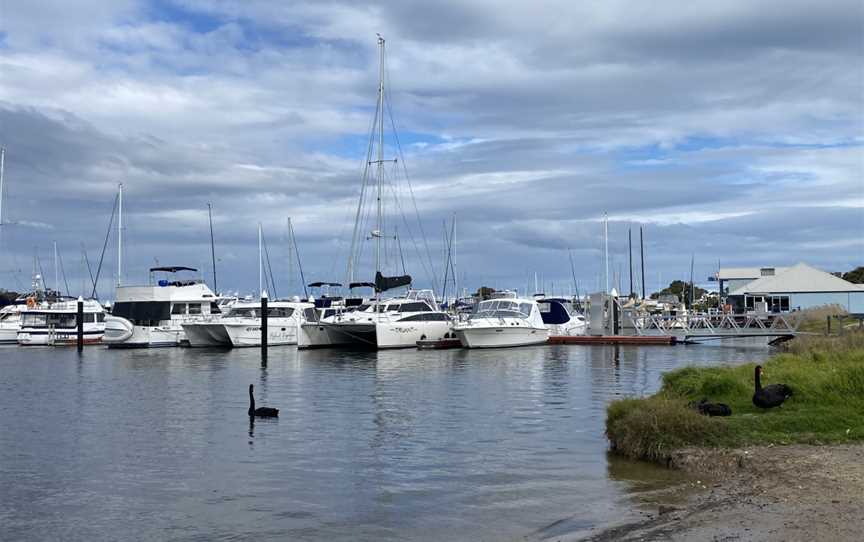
[208,202,217,294]
[91,192,119,299]
[689,253,695,308]
[640,225,646,299]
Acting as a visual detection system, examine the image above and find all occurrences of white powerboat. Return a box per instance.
[17,298,106,346]
[103,266,220,348]
[537,297,588,336]
[453,294,550,348]
[0,303,23,344]
[183,299,314,347]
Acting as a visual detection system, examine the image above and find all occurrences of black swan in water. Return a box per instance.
[248,384,279,418]
[752,365,792,409]
[689,398,732,417]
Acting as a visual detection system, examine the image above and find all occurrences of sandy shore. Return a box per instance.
[577,444,864,541]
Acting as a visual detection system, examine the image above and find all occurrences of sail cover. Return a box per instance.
[375,271,411,293]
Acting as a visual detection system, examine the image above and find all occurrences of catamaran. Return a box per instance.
[182,299,314,347]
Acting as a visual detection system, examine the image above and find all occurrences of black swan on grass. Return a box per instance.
[248,384,279,418]
[689,398,732,417]
[752,365,792,409]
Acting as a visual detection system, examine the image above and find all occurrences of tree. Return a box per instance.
[473,286,496,300]
[650,280,706,308]
[842,266,864,284]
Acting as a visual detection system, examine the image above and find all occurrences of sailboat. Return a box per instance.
[300,36,450,349]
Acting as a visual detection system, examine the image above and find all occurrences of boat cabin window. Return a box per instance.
[398,313,450,322]
[472,299,532,319]
[227,308,257,318]
[187,303,202,315]
[112,301,171,325]
[399,302,431,312]
[210,302,222,314]
[267,307,294,318]
[304,308,319,322]
[171,303,186,315]
[355,304,371,312]
[21,313,79,328]
[323,309,337,318]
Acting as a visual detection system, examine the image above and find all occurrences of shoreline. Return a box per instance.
[577,443,864,541]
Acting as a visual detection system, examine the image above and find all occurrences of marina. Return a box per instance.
[0,2,861,541]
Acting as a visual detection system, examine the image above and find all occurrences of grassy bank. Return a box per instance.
[606,331,864,463]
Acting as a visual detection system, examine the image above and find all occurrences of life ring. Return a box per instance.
[26,296,36,309]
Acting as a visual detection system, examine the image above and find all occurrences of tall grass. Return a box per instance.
[606,330,864,462]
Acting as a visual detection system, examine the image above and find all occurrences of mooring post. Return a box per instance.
[261,290,268,362]
[76,296,84,352]
[826,315,831,335]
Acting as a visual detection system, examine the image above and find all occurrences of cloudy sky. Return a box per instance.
[0,0,862,299]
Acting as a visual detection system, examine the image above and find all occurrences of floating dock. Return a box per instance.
[547,335,678,345]
[417,337,463,349]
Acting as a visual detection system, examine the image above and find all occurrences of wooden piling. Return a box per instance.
[76,296,84,352]
[261,290,268,362]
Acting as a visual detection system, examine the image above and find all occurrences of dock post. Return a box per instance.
[261,290,268,362]
[826,315,831,335]
[612,297,620,335]
[76,296,84,352]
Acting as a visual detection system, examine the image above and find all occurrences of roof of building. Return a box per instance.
[730,263,864,295]
[718,266,788,280]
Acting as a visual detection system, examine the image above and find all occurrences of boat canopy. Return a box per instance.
[149,266,198,273]
[538,299,571,325]
[349,282,376,290]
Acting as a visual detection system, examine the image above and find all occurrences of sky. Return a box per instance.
[0,0,862,299]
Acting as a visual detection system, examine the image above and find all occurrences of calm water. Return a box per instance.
[0,342,771,541]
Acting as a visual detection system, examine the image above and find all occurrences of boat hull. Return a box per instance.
[298,322,342,349]
[17,329,104,346]
[104,316,186,348]
[0,326,19,344]
[223,320,299,347]
[454,326,549,348]
[376,320,454,349]
[182,322,232,347]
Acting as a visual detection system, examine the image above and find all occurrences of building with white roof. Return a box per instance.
[725,262,864,315]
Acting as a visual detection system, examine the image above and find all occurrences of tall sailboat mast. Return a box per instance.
[117,183,123,287]
[375,34,385,280]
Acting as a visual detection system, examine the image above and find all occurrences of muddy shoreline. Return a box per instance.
[576,444,864,541]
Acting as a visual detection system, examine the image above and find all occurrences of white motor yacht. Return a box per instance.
[17,298,106,346]
[537,297,588,336]
[103,266,219,348]
[453,294,550,348]
[0,303,24,344]
[184,299,314,347]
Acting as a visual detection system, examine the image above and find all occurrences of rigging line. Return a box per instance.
[58,248,70,297]
[289,221,309,299]
[441,220,453,301]
[262,232,278,300]
[384,88,439,297]
[387,171,436,290]
[395,226,407,276]
[91,193,119,299]
[37,254,48,291]
[347,89,382,285]
[82,244,96,295]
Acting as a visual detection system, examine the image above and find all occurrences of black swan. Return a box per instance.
[248,384,279,418]
[752,365,792,409]
[689,398,732,417]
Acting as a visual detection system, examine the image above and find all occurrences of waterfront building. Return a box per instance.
[725,262,864,315]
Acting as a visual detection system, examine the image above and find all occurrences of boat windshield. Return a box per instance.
[471,300,533,319]
[227,308,258,318]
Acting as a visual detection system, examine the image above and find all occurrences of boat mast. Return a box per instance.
[258,222,263,297]
[208,202,217,293]
[117,183,123,287]
[375,34,385,283]
[640,226,646,299]
[0,146,5,228]
[53,241,58,293]
[604,212,609,294]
